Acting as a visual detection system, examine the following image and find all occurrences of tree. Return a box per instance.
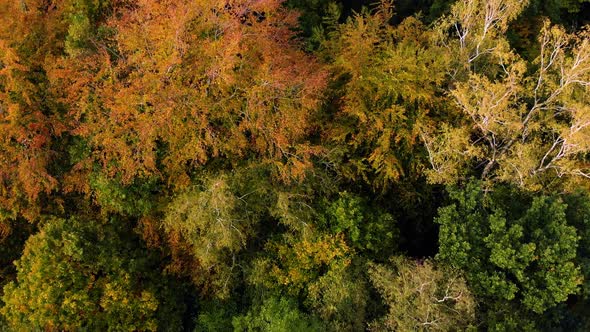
[285,0,342,50]
[436,181,581,319]
[0,0,69,221]
[563,190,590,300]
[50,0,327,196]
[163,173,268,298]
[232,296,325,332]
[368,256,476,331]
[249,232,368,331]
[193,299,237,332]
[321,4,450,188]
[1,217,186,331]
[423,0,590,189]
[318,191,399,258]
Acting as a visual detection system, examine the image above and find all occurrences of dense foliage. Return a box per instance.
[1,0,590,330]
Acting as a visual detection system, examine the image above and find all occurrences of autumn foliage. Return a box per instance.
[52,0,327,188]
[1,0,590,330]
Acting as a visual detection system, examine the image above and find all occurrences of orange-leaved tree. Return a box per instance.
[0,0,72,221]
[50,0,327,194]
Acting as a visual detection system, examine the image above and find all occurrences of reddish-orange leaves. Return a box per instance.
[0,0,68,219]
[53,0,327,191]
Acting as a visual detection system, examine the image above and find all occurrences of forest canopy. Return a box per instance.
[1,0,590,330]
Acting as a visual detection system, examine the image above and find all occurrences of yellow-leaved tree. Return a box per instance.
[423,0,590,190]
